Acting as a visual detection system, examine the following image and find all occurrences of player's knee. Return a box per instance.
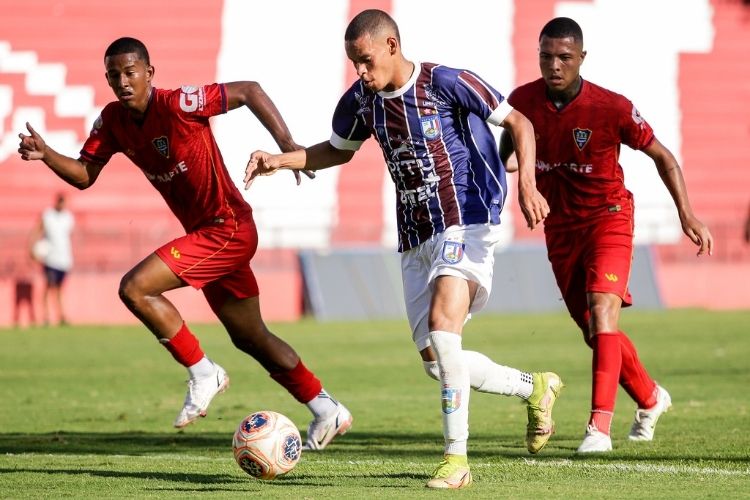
[118,274,144,309]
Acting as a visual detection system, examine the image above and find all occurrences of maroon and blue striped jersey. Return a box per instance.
[331,62,513,252]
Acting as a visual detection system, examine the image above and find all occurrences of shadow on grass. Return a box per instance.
[3,430,746,465]
[0,466,242,485]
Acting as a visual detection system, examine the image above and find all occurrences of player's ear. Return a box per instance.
[387,36,398,55]
[147,64,155,83]
[580,50,587,63]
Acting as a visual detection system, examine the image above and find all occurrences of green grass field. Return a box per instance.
[1,309,748,498]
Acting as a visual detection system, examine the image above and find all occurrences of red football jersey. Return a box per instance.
[80,84,251,232]
[508,78,655,231]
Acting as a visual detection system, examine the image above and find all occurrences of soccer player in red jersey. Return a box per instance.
[500,18,713,452]
[17,37,352,450]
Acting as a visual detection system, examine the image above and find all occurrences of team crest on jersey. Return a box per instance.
[420,113,441,141]
[441,240,465,264]
[573,128,592,150]
[152,136,169,158]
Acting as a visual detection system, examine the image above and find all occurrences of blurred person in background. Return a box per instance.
[12,256,37,329]
[30,192,74,326]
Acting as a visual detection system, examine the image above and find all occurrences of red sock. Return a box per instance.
[619,331,657,408]
[591,411,614,434]
[163,322,204,367]
[590,332,622,435]
[270,360,322,403]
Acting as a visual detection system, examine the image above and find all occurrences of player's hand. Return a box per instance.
[682,216,713,256]
[518,185,550,230]
[18,122,47,161]
[245,150,280,189]
[292,169,316,186]
[282,143,315,185]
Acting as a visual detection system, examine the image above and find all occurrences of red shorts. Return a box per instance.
[155,216,259,312]
[545,214,634,331]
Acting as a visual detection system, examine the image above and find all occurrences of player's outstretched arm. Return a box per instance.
[225,81,315,185]
[245,141,354,189]
[644,138,713,256]
[18,122,104,189]
[501,110,549,230]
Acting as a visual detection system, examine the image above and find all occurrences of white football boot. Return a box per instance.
[628,385,672,441]
[303,403,353,451]
[173,362,229,428]
[576,424,613,453]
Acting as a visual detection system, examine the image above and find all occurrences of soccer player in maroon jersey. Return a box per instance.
[246,9,563,489]
[500,17,713,452]
[17,37,352,450]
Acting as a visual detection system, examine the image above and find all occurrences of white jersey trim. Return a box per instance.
[330,132,364,151]
[378,61,421,100]
[487,100,513,126]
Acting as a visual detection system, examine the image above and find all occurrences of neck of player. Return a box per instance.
[548,76,582,110]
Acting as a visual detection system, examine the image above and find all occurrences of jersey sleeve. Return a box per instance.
[330,85,372,151]
[172,83,227,120]
[79,106,120,165]
[452,70,512,126]
[618,98,655,151]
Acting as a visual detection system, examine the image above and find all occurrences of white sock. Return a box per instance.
[187,356,215,379]
[423,351,534,400]
[429,330,469,456]
[305,389,339,420]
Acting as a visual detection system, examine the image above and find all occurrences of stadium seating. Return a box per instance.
[0,0,747,327]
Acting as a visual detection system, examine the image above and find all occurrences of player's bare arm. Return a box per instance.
[18,122,105,189]
[245,141,354,189]
[644,138,713,256]
[501,110,549,229]
[224,81,314,185]
[498,130,518,173]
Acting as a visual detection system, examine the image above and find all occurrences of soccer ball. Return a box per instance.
[232,410,302,480]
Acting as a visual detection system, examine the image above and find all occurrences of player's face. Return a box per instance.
[346,33,397,92]
[104,52,154,116]
[538,35,585,93]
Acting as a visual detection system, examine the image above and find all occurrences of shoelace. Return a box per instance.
[431,459,452,478]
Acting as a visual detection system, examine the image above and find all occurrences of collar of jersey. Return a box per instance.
[378,61,421,99]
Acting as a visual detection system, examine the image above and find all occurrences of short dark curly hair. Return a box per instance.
[104,37,150,65]
[539,17,583,45]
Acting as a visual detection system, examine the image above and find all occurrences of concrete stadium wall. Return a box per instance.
[300,245,663,321]
[0,250,302,328]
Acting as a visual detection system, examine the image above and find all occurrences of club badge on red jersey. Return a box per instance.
[573,128,592,150]
[152,136,169,158]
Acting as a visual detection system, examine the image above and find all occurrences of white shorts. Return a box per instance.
[401,223,503,351]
